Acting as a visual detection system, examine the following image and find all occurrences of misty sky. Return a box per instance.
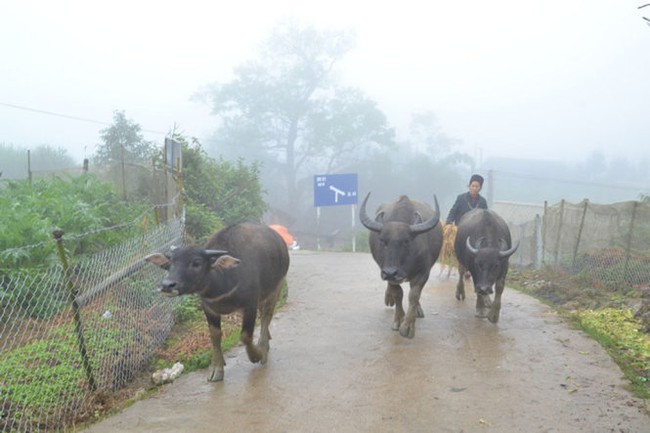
[1,1,649,166]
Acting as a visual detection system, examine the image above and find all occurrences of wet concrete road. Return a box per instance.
[83,251,650,433]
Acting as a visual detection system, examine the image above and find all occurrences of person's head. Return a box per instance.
[468,174,484,198]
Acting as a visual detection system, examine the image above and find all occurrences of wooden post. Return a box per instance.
[52,230,97,391]
[554,200,565,268]
[175,156,183,219]
[572,199,589,269]
[27,149,33,185]
[120,144,127,201]
[535,214,543,269]
[542,201,548,265]
[623,201,639,283]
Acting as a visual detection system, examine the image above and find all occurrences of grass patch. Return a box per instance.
[154,279,289,373]
[574,308,650,398]
[509,268,650,399]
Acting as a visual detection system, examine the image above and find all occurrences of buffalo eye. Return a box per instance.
[191,258,203,269]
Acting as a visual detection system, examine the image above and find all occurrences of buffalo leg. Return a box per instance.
[256,280,283,364]
[456,264,467,301]
[205,314,226,382]
[487,277,505,323]
[416,302,425,318]
[400,277,427,339]
[241,306,264,364]
[475,294,492,318]
[387,283,404,331]
[384,286,395,307]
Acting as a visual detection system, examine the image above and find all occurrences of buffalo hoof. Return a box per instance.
[456,288,465,301]
[207,368,224,382]
[391,320,400,331]
[399,322,415,339]
[416,303,424,318]
[487,308,501,324]
[246,344,265,364]
[475,309,488,319]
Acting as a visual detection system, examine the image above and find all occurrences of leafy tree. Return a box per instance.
[171,135,266,243]
[93,110,156,165]
[196,20,394,211]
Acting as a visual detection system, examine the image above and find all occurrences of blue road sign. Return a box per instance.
[314,173,358,207]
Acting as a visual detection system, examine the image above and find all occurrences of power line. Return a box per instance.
[0,101,169,135]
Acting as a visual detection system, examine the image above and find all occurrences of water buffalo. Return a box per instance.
[454,208,518,323]
[145,223,289,382]
[359,193,443,338]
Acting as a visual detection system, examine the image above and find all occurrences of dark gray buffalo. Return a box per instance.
[145,223,289,382]
[360,193,443,338]
[454,208,519,323]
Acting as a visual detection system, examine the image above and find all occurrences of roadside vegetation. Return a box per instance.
[0,117,269,428]
[509,267,650,398]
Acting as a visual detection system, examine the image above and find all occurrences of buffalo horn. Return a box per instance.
[465,236,480,255]
[410,195,440,235]
[359,192,383,233]
[498,240,520,258]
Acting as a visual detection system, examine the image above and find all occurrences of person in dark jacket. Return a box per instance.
[445,174,488,225]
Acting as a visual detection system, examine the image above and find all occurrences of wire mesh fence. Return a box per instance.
[493,199,650,288]
[542,199,650,287]
[0,210,183,432]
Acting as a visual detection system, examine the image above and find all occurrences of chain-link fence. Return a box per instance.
[542,199,650,286]
[493,199,650,288]
[492,201,544,269]
[0,208,183,432]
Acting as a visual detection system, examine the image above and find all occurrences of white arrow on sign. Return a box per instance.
[329,185,345,203]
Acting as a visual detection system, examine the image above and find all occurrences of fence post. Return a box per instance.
[27,149,33,185]
[175,156,184,218]
[542,201,548,265]
[623,201,639,283]
[554,200,565,268]
[535,214,542,269]
[120,144,127,201]
[572,199,589,269]
[52,230,97,391]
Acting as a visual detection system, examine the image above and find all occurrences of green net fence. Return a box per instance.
[542,200,650,287]
[493,199,650,287]
[0,209,183,432]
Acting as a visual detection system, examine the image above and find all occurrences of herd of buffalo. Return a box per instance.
[145,193,518,382]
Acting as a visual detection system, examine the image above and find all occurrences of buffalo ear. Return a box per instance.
[145,253,171,270]
[212,254,241,270]
[375,211,385,223]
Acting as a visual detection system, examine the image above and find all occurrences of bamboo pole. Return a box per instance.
[572,199,589,269]
[623,201,639,283]
[554,200,565,268]
[542,201,548,265]
[52,230,97,391]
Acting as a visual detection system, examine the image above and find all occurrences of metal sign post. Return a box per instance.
[313,173,358,251]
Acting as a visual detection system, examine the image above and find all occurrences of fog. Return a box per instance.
[1,1,649,209]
